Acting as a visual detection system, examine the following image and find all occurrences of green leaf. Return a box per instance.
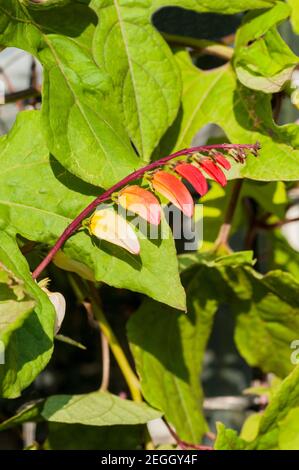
[214,422,247,450]
[0,299,36,351]
[23,0,72,8]
[161,50,299,181]
[0,1,140,188]
[0,232,55,398]
[240,413,263,442]
[270,231,299,278]
[69,0,279,166]
[128,264,221,443]
[91,0,272,161]
[278,407,299,450]
[55,334,86,350]
[252,365,299,449]
[0,111,185,310]
[91,0,181,161]
[0,391,161,428]
[178,250,255,273]
[151,0,277,15]
[178,252,299,378]
[234,28,298,93]
[234,3,296,93]
[0,400,44,431]
[233,269,299,377]
[43,392,161,425]
[235,2,291,49]
[216,366,299,450]
[41,53,139,188]
[0,0,280,175]
[52,251,95,282]
[197,180,287,252]
[287,0,299,34]
[128,248,299,442]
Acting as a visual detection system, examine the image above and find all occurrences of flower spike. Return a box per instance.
[118,185,161,225]
[31,143,259,280]
[89,208,140,255]
[175,163,208,196]
[152,170,194,217]
[199,158,227,187]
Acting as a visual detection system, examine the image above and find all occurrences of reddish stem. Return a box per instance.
[164,420,213,451]
[32,143,259,279]
[257,215,299,229]
[214,179,244,249]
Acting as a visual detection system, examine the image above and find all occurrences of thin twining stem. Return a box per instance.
[214,179,244,250]
[88,283,142,402]
[99,331,110,392]
[69,274,141,402]
[32,143,260,280]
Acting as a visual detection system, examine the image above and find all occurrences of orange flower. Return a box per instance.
[175,163,208,196]
[199,158,227,187]
[118,185,161,225]
[214,153,231,170]
[151,170,194,217]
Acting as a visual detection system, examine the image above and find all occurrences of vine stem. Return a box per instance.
[4,87,40,104]
[87,285,153,447]
[32,143,259,280]
[214,179,244,250]
[68,274,141,401]
[164,420,213,450]
[99,331,110,392]
[88,283,142,402]
[161,33,234,61]
[257,215,299,229]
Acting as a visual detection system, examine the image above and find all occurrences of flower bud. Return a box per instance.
[89,208,140,255]
[151,171,194,217]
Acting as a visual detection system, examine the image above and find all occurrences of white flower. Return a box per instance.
[48,291,66,334]
[39,279,66,334]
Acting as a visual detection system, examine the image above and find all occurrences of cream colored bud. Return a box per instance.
[40,280,66,334]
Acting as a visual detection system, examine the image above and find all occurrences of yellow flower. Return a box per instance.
[89,208,140,255]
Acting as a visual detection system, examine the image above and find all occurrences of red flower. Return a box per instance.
[199,158,227,187]
[152,170,194,217]
[214,153,231,170]
[175,163,208,196]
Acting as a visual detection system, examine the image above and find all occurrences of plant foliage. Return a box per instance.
[0,0,299,451]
